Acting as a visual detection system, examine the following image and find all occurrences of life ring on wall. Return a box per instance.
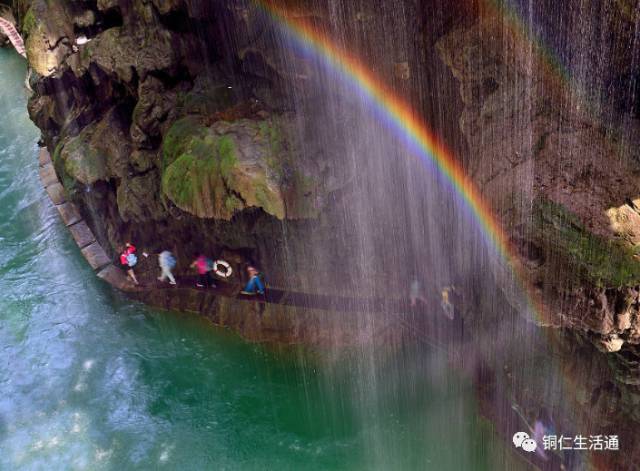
[213,260,233,278]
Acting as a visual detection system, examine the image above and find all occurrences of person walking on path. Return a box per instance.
[440,285,457,320]
[191,254,215,288]
[158,250,177,285]
[241,266,265,295]
[120,242,139,285]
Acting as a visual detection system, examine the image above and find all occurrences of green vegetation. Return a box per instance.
[253,179,272,210]
[535,198,640,287]
[161,124,240,218]
[224,194,243,213]
[259,119,287,180]
[162,116,208,166]
[22,8,36,35]
[161,117,289,220]
[52,140,80,199]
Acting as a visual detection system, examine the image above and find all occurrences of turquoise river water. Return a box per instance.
[0,49,517,470]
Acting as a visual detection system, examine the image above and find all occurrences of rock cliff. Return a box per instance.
[21,0,336,289]
[436,4,640,361]
[8,0,640,343]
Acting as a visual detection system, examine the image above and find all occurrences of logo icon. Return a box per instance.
[513,432,537,452]
[522,438,538,452]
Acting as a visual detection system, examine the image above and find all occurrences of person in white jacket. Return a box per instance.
[158,250,177,285]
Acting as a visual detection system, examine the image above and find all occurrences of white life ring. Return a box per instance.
[213,259,233,278]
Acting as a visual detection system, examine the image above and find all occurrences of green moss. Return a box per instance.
[218,136,237,177]
[22,8,36,35]
[161,117,288,219]
[535,198,640,287]
[52,140,79,199]
[254,180,269,208]
[52,140,64,171]
[224,194,243,213]
[161,130,240,217]
[61,129,108,184]
[162,153,197,207]
[162,116,207,167]
[252,177,284,218]
[259,119,288,180]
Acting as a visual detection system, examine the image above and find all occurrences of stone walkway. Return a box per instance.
[39,148,136,291]
[39,147,425,314]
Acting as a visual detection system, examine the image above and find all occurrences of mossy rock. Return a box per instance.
[257,117,321,218]
[24,1,75,76]
[74,25,176,82]
[162,116,208,166]
[22,7,36,35]
[534,198,640,288]
[162,133,238,218]
[25,20,58,75]
[161,117,287,220]
[60,132,109,185]
[52,139,79,199]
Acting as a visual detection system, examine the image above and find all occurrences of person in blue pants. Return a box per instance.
[241,266,265,295]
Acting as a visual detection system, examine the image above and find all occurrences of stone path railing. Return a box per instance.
[39,145,425,313]
[38,146,421,348]
[39,148,137,292]
[0,17,26,58]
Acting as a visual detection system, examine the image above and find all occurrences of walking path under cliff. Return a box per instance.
[38,148,426,315]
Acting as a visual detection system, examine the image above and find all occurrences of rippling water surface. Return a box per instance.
[0,49,513,470]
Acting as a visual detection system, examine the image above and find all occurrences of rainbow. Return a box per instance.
[254,0,546,319]
[252,4,617,468]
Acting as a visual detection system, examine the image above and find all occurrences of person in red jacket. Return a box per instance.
[119,242,139,285]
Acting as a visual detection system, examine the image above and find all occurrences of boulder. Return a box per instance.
[161,116,292,220]
[58,107,131,185]
[72,26,177,83]
[116,170,167,222]
[130,76,177,148]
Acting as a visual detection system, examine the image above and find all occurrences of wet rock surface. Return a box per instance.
[437,7,640,356]
[22,0,342,293]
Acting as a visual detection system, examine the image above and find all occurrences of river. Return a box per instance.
[0,49,517,470]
